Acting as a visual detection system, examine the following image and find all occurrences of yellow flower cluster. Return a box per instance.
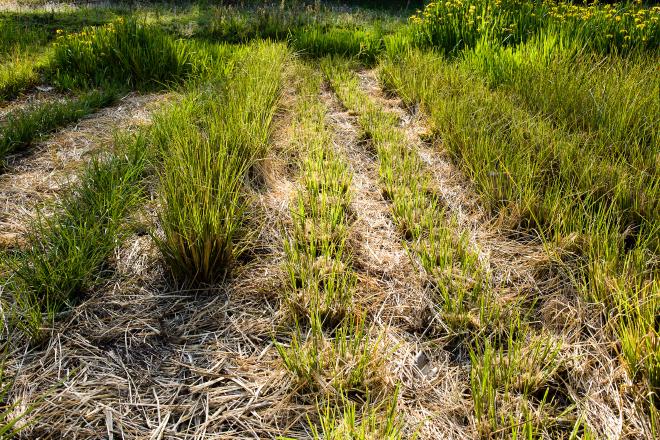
[410,0,483,26]
[410,0,658,48]
[546,1,659,26]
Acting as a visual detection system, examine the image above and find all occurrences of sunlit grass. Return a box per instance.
[380,43,659,425]
[0,89,117,165]
[154,42,287,284]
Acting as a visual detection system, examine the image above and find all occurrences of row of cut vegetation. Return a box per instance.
[276,61,404,439]
[324,58,576,439]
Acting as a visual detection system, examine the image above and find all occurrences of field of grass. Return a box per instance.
[0,0,657,439]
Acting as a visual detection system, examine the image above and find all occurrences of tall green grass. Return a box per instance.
[0,18,49,56]
[291,26,385,62]
[380,47,659,424]
[465,33,659,161]
[154,42,287,283]
[0,89,117,165]
[5,134,148,341]
[0,53,48,102]
[0,19,49,101]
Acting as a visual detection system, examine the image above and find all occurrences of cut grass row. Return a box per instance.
[276,61,404,439]
[321,60,491,336]
[323,59,585,438]
[380,48,659,431]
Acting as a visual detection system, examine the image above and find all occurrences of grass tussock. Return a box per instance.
[154,42,287,284]
[50,18,194,90]
[310,389,406,440]
[277,313,388,397]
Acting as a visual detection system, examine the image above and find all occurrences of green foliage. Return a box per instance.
[0,18,49,56]
[155,42,287,283]
[276,313,386,397]
[291,26,384,61]
[50,18,194,90]
[310,389,406,440]
[380,42,659,419]
[410,0,660,55]
[0,56,42,102]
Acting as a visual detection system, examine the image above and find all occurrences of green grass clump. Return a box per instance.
[291,26,384,62]
[470,330,565,438]
[0,18,49,56]
[277,313,386,397]
[50,18,194,90]
[0,54,46,102]
[309,389,406,440]
[155,42,287,283]
[5,135,148,341]
[0,89,117,166]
